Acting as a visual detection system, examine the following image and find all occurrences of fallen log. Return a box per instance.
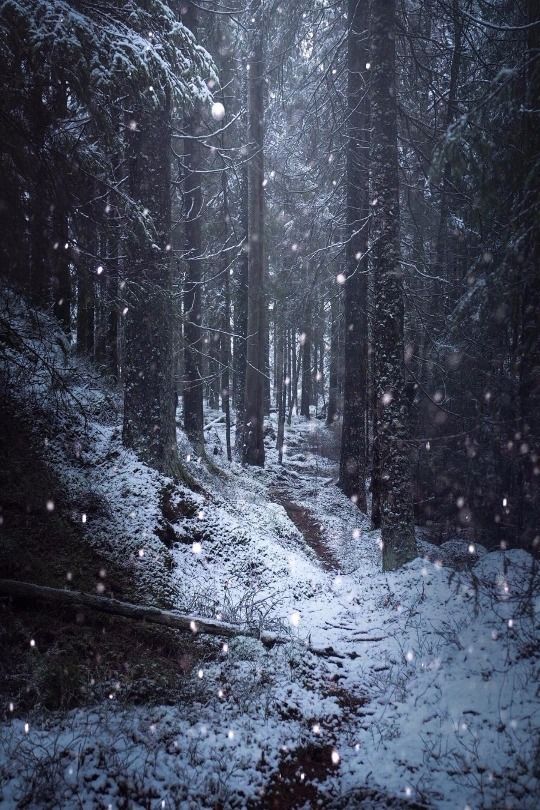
[203,415,236,431]
[204,414,225,431]
[0,579,287,648]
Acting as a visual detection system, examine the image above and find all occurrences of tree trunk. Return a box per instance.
[371,379,382,529]
[94,231,108,367]
[289,338,302,425]
[242,12,266,466]
[518,0,540,552]
[312,338,318,413]
[233,169,249,455]
[273,310,278,406]
[94,211,119,378]
[264,300,271,415]
[29,79,49,308]
[51,202,70,334]
[339,0,370,510]
[326,292,339,426]
[122,90,180,477]
[370,0,416,570]
[433,0,462,294]
[51,79,71,333]
[182,3,205,455]
[276,303,286,463]
[0,579,285,647]
[208,336,220,410]
[76,268,95,355]
[337,305,345,411]
[317,313,324,416]
[300,299,312,419]
[223,296,232,462]
[76,198,96,357]
[286,327,293,416]
[218,54,233,462]
[105,221,120,380]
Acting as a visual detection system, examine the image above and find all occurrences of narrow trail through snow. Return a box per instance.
[269,486,340,572]
[136,411,540,808]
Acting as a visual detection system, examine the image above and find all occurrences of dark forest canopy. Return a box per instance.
[0,0,539,563]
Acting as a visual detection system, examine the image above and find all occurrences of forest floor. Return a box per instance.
[1,295,539,809]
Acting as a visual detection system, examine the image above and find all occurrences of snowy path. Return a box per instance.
[0,402,538,809]
[269,486,341,572]
[194,413,540,808]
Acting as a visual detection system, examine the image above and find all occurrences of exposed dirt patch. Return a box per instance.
[328,788,430,809]
[252,742,340,809]
[323,682,370,714]
[157,483,201,547]
[160,482,199,522]
[270,488,340,571]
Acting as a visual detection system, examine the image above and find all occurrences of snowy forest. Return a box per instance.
[0,0,539,807]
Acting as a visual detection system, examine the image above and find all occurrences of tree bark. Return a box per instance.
[276,303,286,463]
[76,195,96,357]
[326,292,339,426]
[233,169,249,455]
[29,78,49,308]
[264,300,271,415]
[94,229,108,367]
[218,52,233,462]
[433,0,462,292]
[288,338,302,425]
[105,219,120,380]
[518,0,540,551]
[286,327,293,417]
[182,1,205,454]
[207,336,220,410]
[370,0,416,569]
[339,0,370,510]
[51,202,70,334]
[300,298,312,419]
[371,379,382,529]
[51,79,71,334]
[317,311,324,416]
[242,10,266,466]
[122,91,180,477]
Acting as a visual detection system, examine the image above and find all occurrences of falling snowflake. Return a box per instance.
[211,102,225,121]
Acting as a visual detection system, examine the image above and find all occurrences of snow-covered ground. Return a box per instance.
[1,296,539,808]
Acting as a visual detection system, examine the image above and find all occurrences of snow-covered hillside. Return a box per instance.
[0,295,539,808]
